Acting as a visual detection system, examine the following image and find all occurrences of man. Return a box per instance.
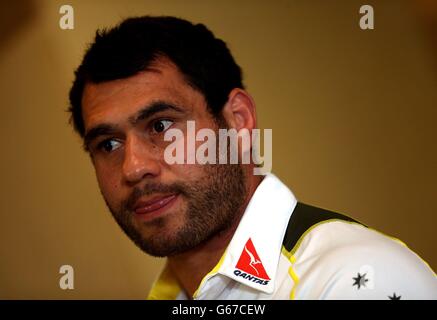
[69,16,436,299]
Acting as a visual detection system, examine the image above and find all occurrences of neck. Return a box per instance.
[167,171,263,298]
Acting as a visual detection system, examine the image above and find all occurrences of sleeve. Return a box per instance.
[313,227,437,300]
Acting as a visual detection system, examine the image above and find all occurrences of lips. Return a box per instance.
[133,194,178,215]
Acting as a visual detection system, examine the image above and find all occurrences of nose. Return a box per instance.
[122,135,160,184]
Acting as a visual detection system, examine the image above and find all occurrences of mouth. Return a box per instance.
[133,193,179,221]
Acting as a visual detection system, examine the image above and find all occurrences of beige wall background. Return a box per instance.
[0,0,436,299]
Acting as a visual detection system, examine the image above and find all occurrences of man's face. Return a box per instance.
[82,59,246,257]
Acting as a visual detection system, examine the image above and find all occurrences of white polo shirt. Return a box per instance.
[148,174,437,300]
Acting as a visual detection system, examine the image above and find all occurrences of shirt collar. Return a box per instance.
[209,173,297,294]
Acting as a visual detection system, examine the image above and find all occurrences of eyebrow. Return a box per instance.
[83,101,184,151]
[128,101,184,125]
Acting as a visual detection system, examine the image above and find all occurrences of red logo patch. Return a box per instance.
[235,238,270,280]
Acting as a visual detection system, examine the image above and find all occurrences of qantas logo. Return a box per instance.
[234,238,270,285]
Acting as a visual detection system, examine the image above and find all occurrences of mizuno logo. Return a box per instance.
[234,238,270,285]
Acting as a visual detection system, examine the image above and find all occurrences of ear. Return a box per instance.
[221,88,257,131]
[220,88,257,160]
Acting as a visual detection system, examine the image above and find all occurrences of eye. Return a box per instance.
[98,139,122,153]
[152,119,173,134]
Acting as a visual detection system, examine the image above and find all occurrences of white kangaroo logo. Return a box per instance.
[244,245,261,275]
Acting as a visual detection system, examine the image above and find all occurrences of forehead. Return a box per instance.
[82,59,205,132]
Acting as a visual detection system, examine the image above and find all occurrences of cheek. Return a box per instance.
[94,163,123,205]
[159,132,215,180]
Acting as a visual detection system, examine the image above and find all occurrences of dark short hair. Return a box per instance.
[68,16,245,137]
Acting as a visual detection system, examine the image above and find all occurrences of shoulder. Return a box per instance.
[287,204,437,299]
